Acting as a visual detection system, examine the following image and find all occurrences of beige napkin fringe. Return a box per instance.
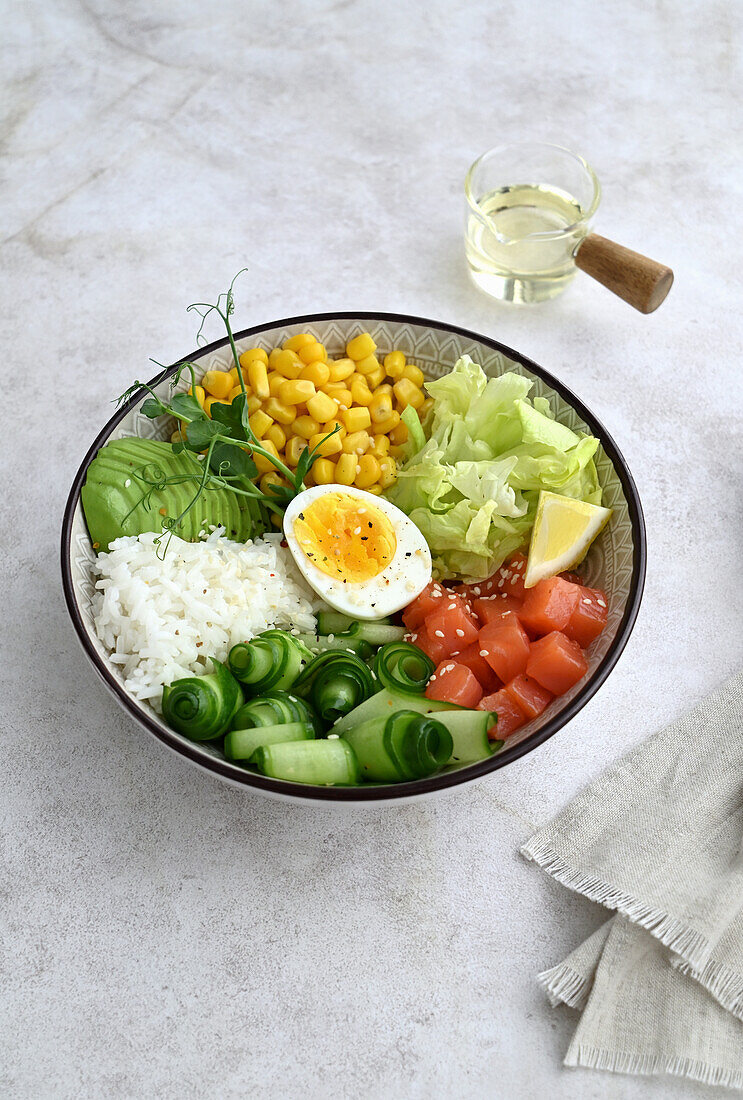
[539,960,592,1010]
[521,838,712,970]
[673,956,743,1023]
[564,1046,743,1090]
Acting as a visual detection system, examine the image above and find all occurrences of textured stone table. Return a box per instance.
[4,1,742,1096]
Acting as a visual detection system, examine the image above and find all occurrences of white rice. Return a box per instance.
[92,528,325,709]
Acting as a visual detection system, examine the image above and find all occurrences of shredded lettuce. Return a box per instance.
[389,356,602,581]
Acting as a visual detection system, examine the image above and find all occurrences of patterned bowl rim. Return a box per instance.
[61,311,646,802]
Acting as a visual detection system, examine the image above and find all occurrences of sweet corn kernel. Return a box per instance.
[293,415,321,440]
[171,428,186,444]
[372,410,401,434]
[312,457,337,484]
[267,348,283,370]
[320,420,346,444]
[419,397,435,419]
[247,394,262,414]
[253,439,281,474]
[371,433,391,456]
[264,397,296,425]
[227,385,246,402]
[267,371,283,398]
[260,471,287,495]
[366,365,386,389]
[328,359,355,382]
[402,363,425,387]
[279,378,316,405]
[206,396,232,417]
[298,342,326,365]
[378,457,397,488]
[389,421,409,446]
[300,361,330,387]
[350,376,374,406]
[239,347,268,367]
[335,452,357,485]
[355,454,381,489]
[307,391,338,423]
[384,350,406,377]
[323,385,352,408]
[342,405,372,432]
[249,409,273,438]
[248,360,270,400]
[370,391,394,424]
[286,436,308,466]
[309,432,343,458]
[393,378,424,409]
[346,332,376,361]
[273,349,303,379]
[265,423,286,451]
[342,430,371,455]
[354,353,380,376]
[283,332,316,352]
[228,366,241,388]
[365,484,384,495]
[188,384,206,408]
[389,444,407,460]
[202,370,232,400]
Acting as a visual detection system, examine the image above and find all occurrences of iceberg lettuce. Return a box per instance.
[389,356,603,580]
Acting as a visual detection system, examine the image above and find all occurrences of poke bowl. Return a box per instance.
[61,311,646,805]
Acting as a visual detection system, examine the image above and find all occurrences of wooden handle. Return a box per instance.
[575,233,674,314]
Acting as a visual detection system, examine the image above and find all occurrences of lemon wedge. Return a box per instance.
[524,491,612,588]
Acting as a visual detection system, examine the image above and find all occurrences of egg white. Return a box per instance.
[282,484,432,620]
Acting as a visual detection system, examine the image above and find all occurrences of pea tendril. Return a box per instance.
[116,271,337,557]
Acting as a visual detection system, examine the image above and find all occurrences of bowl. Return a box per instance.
[61,313,646,805]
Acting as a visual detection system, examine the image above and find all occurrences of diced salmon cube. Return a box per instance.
[526,631,588,695]
[503,674,553,720]
[519,576,581,637]
[454,552,529,601]
[411,623,452,665]
[402,581,450,630]
[478,689,526,738]
[472,593,522,625]
[425,598,480,655]
[454,643,501,693]
[564,586,608,647]
[426,661,483,708]
[478,615,530,683]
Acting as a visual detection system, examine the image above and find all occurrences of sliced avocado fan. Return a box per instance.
[81,437,266,551]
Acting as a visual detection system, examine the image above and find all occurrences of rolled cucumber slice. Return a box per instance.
[435,710,502,765]
[251,738,360,785]
[224,720,314,762]
[331,688,458,736]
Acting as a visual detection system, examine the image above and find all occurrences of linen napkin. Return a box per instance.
[521,670,743,1089]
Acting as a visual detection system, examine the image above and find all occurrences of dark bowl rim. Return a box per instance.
[61,310,646,802]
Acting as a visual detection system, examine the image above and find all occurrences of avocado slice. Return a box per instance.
[81,437,265,551]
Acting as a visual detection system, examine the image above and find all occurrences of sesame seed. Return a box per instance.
[434,630,445,638]
[455,628,465,637]
[597,597,606,607]
[511,575,518,585]
[448,603,457,610]
[473,587,481,596]
[583,598,591,604]
[479,650,489,657]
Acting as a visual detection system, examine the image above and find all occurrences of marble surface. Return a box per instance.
[3,1,742,1096]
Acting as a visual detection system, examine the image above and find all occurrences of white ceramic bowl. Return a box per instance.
[61,313,646,804]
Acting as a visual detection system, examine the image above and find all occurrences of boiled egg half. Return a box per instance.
[283,485,432,620]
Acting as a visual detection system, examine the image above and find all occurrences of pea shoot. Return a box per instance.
[116,271,338,556]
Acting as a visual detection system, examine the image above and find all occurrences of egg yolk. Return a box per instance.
[293,493,397,583]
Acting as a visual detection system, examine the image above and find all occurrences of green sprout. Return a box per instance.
[117,270,338,556]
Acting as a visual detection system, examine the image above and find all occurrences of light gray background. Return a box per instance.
[3,1,742,1097]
